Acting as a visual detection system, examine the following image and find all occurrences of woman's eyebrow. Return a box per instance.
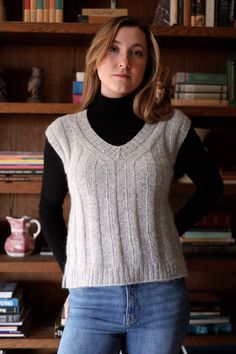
[112,39,145,49]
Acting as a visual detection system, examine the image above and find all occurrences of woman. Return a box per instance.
[39,16,223,354]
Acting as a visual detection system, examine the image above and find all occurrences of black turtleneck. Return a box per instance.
[39,93,223,271]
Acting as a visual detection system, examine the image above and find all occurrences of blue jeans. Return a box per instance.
[58,278,190,354]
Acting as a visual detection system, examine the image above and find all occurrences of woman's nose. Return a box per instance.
[119,54,130,69]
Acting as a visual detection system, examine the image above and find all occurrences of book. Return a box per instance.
[190,315,230,324]
[0,283,18,299]
[36,0,43,22]
[174,92,227,99]
[81,8,128,16]
[205,0,215,26]
[183,0,191,26]
[49,0,56,22]
[174,83,227,93]
[183,227,232,238]
[171,98,228,106]
[172,72,227,85]
[23,0,30,22]
[191,0,197,25]
[30,0,37,22]
[43,0,50,22]
[0,306,25,323]
[196,0,205,26]
[55,0,63,23]
[226,59,236,106]
[0,290,23,307]
[188,322,232,334]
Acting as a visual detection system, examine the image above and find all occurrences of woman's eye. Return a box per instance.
[109,46,119,53]
[131,50,143,57]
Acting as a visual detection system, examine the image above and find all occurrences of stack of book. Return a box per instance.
[78,8,128,24]
[72,72,84,104]
[172,71,228,107]
[188,292,232,335]
[0,282,31,338]
[23,0,63,23]
[0,151,43,181]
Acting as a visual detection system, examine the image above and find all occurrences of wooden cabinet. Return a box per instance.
[0,0,236,352]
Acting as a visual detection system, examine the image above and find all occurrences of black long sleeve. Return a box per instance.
[174,126,224,236]
[39,141,68,271]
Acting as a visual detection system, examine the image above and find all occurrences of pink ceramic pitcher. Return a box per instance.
[4,216,41,257]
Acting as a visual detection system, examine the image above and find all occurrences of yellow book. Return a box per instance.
[30,0,37,22]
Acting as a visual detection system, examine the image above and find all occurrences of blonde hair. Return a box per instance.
[79,16,173,123]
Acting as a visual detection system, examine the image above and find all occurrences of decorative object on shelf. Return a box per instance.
[4,216,41,257]
[0,0,6,21]
[0,68,7,102]
[27,66,44,103]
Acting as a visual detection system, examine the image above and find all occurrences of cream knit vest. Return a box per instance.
[46,109,191,288]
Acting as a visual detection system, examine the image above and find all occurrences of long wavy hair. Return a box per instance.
[79,16,173,123]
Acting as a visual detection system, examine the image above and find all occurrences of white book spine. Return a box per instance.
[170,0,178,25]
[205,0,215,27]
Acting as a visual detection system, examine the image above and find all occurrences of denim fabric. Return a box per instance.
[57,278,190,354]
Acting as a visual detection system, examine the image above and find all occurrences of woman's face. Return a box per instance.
[97,26,148,98]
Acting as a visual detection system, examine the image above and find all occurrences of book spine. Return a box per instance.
[175,83,227,92]
[173,71,227,84]
[55,0,63,23]
[170,0,178,25]
[194,212,231,227]
[30,0,37,22]
[178,0,184,24]
[205,0,215,26]
[196,0,206,26]
[171,98,228,106]
[0,298,21,307]
[36,0,43,22]
[23,0,31,22]
[227,59,236,106]
[183,0,192,25]
[0,306,21,314]
[191,0,197,25]
[43,0,50,22]
[217,0,230,26]
[174,92,227,99]
[81,8,128,16]
[0,313,21,322]
[49,0,56,22]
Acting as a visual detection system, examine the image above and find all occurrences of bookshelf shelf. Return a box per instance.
[0,180,235,194]
[0,102,236,117]
[0,22,236,40]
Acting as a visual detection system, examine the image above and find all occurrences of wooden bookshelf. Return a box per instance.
[1,2,236,352]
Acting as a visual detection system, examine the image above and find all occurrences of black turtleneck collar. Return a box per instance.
[87,91,145,146]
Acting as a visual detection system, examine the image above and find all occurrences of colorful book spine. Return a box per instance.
[23,0,31,22]
[0,292,22,307]
[43,0,50,22]
[30,0,37,22]
[36,0,43,22]
[55,0,63,23]
[49,0,56,22]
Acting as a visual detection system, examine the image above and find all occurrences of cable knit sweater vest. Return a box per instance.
[46,109,191,288]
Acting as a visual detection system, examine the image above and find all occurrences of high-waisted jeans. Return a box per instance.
[57,278,190,354]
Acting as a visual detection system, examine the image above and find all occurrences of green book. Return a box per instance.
[173,72,227,85]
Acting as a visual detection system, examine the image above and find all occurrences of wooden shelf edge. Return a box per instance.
[0,22,236,39]
[184,333,236,346]
[0,102,81,115]
[0,102,236,117]
[0,254,61,273]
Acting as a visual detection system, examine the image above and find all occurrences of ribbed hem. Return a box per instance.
[62,260,188,288]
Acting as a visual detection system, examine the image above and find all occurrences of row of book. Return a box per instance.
[23,0,63,23]
[0,151,43,178]
[0,282,31,338]
[188,291,232,335]
[153,0,236,27]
